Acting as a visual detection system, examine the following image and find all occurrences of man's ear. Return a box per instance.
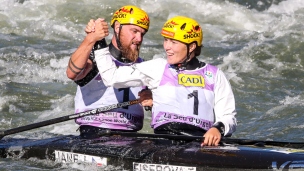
[189,42,197,53]
[114,21,121,34]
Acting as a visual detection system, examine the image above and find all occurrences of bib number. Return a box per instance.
[188,90,198,115]
[119,88,130,109]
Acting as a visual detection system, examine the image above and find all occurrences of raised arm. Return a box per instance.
[66,19,109,80]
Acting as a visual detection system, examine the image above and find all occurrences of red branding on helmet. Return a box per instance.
[116,7,133,14]
[140,15,149,22]
[163,20,179,28]
[161,29,175,38]
[183,25,201,40]
[137,15,149,27]
[186,25,201,34]
[113,7,134,20]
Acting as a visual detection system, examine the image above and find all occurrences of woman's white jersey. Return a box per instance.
[95,48,237,135]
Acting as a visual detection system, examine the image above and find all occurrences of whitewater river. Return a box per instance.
[0,0,304,170]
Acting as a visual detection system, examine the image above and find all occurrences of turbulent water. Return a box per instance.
[0,0,304,170]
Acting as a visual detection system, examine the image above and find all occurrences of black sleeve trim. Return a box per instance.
[74,39,107,87]
[212,122,225,136]
[74,63,98,87]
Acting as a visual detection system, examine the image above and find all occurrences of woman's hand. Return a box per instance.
[201,127,221,146]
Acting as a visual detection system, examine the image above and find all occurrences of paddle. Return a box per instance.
[99,130,304,149]
[0,99,139,140]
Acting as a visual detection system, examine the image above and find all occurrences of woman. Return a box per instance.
[93,16,237,146]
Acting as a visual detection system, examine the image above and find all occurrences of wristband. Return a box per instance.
[212,122,225,136]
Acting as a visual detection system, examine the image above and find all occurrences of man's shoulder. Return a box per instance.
[135,57,166,66]
[143,57,166,63]
[134,57,167,72]
[94,47,114,62]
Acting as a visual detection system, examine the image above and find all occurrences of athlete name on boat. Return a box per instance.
[133,162,196,171]
[55,150,107,166]
[178,74,205,87]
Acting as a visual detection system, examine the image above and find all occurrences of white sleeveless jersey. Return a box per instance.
[74,55,144,131]
[151,64,219,130]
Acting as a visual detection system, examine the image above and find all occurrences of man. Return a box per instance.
[66,5,151,138]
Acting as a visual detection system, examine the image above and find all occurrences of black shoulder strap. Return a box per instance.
[74,39,108,87]
[89,39,108,62]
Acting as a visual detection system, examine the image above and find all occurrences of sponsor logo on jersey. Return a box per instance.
[178,74,205,87]
[205,71,213,78]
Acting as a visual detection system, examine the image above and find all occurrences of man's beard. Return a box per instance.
[120,34,140,62]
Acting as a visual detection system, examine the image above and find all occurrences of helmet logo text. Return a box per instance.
[113,7,133,20]
[113,14,127,19]
[183,25,201,40]
[163,20,179,28]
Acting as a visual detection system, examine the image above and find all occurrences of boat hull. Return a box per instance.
[1,135,304,170]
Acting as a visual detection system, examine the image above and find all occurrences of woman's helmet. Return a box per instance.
[110,5,150,31]
[161,16,203,47]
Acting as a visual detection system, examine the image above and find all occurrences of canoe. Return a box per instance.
[1,132,304,171]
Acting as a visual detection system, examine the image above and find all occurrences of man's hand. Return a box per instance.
[85,19,96,33]
[138,88,153,108]
[85,18,109,42]
[201,127,221,146]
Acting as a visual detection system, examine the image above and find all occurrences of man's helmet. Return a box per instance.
[111,5,150,31]
[161,16,203,47]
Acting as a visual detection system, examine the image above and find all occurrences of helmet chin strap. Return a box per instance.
[113,24,134,63]
[114,24,123,50]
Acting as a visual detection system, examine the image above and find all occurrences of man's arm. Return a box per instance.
[66,35,96,80]
[73,39,108,86]
[66,19,109,81]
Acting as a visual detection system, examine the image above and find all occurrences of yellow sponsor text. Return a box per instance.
[178,74,205,87]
